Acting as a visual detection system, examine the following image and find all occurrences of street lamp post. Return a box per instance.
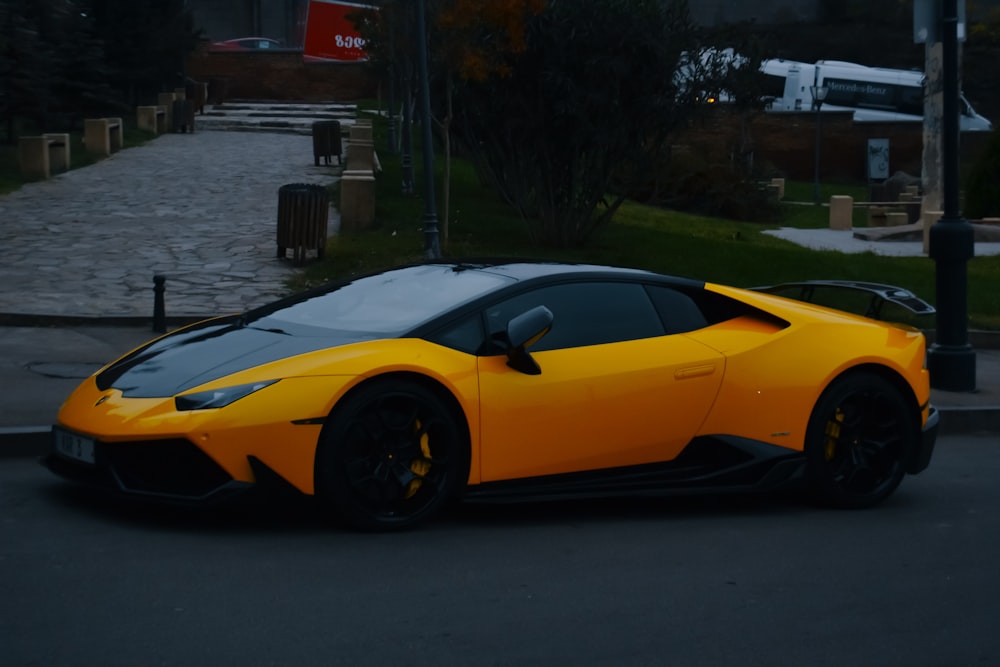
[927,0,976,391]
[809,84,829,206]
[415,0,440,259]
[385,6,397,156]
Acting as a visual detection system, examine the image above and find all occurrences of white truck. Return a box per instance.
[760,58,993,131]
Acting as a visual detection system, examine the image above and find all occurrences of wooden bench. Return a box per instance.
[17,133,71,180]
[136,105,168,134]
[83,117,123,156]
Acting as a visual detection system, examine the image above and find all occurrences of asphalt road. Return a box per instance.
[2,435,998,667]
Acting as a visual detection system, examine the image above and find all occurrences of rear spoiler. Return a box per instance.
[751,280,935,320]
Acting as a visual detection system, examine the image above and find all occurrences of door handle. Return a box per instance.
[674,364,716,380]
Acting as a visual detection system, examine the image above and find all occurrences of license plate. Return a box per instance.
[53,429,96,465]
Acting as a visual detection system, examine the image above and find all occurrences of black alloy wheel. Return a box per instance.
[316,378,467,531]
[805,371,916,509]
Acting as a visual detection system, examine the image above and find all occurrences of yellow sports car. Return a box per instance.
[45,261,938,530]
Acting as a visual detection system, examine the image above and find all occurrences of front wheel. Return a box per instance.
[805,371,916,509]
[315,378,468,531]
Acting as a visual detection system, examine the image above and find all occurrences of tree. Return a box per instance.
[0,0,51,141]
[0,0,198,141]
[964,129,1000,218]
[0,0,110,139]
[89,0,201,106]
[452,0,705,247]
[350,1,419,193]
[431,0,544,247]
[352,0,543,248]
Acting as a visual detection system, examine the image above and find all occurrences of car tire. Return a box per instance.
[804,371,915,509]
[315,377,468,531]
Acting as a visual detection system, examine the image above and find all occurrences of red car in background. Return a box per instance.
[209,37,284,52]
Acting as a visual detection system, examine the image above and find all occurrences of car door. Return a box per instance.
[476,281,725,482]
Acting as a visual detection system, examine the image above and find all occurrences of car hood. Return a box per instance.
[96,316,362,398]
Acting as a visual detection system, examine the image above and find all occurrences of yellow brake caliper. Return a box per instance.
[823,408,845,461]
[405,419,432,499]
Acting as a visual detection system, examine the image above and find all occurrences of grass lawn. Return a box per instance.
[301,111,1000,331]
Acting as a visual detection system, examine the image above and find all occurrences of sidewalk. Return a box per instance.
[0,125,346,456]
[0,126,997,459]
[0,130,341,319]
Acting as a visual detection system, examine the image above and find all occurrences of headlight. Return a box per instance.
[175,380,279,411]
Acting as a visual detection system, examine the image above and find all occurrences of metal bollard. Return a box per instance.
[153,275,166,333]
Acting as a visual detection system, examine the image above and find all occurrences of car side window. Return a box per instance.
[427,313,486,355]
[485,282,665,352]
[644,285,709,334]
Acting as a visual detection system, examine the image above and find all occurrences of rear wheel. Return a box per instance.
[316,378,467,531]
[805,371,915,509]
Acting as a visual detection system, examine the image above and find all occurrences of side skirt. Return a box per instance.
[462,435,806,503]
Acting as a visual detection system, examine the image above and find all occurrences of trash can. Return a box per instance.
[312,120,342,166]
[172,99,195,133]
[277,183,329,265]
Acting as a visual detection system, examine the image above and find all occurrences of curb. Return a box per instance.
[936,407,1000,438]
[0,428,50,459]
[0,313,209,329]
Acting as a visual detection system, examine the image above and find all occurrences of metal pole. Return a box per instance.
[400,85,414,194]
[813,102,823,205]
[927,0,976,391]
[416,0,440,259]
[398,0,414,194]
[153,275,166,333]
[386,6,398,155]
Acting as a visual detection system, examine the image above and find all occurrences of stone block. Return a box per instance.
[137,105,167,134]
[346,140,375,172]
[885,211,909,227]
[83,118,122,156]
[769,177,785,200]
[868,206,888,227]
[829,195,853,230]
[349,124,373,143]
[158,92,176,129]
[42,133,70,172]
[339,173,376,231]
[17,136,50,180]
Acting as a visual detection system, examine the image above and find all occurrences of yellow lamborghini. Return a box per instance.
[45,261,938,530]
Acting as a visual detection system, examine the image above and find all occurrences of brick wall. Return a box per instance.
[682,108,991,183]
[186,50,379,102]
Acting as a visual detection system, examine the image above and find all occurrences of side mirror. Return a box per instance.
[505,305,553,375]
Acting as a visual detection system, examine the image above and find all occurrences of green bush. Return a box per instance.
[965,130,1000,219]
[634,143,782,223]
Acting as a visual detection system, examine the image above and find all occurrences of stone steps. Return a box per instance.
[195,101,360,135]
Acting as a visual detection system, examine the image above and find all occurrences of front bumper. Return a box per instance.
[907,405,939,475]
[43,426,253,504]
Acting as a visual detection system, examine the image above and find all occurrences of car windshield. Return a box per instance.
[245,264,513,337]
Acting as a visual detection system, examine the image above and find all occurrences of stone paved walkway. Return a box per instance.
[0,131,342,319]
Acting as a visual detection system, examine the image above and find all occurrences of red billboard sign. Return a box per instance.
[303,0,374,63]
